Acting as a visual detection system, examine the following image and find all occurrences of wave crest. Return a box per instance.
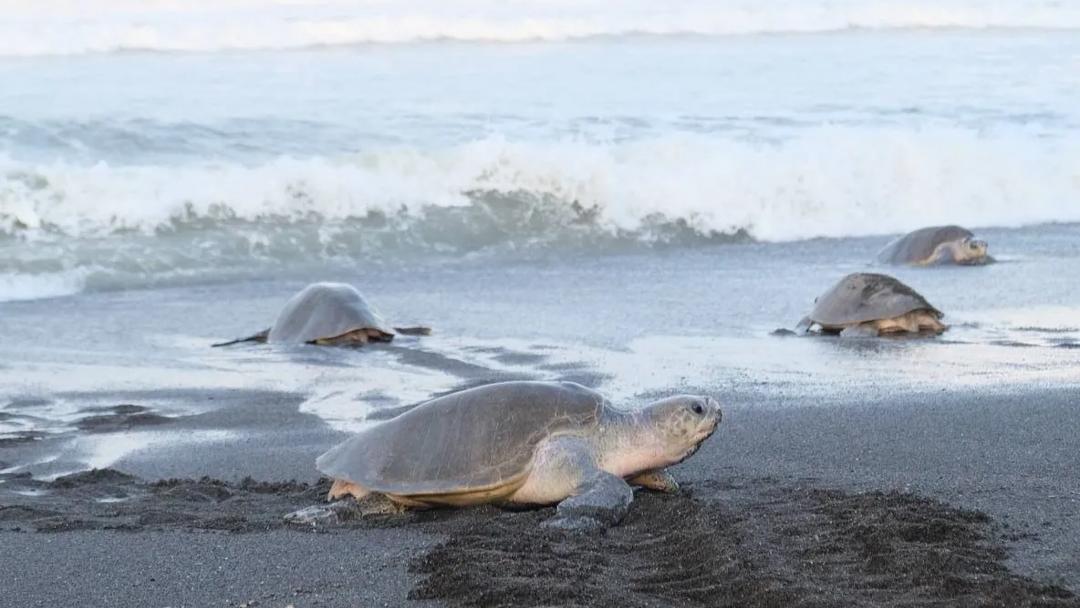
[4,129,1078,242]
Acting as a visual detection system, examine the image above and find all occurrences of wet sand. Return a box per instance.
[2,384,1079,607]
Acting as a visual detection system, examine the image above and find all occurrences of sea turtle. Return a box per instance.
[796,273,946,337]
[290,381,722,530]
[877,225,991,266]
[213,282,430,347]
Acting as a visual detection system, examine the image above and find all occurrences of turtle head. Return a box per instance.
[954,237,989,264]
[638,395,722,466]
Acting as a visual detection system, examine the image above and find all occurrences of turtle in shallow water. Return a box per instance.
[877,225,992,266]
[289,381,721,530]
[213,282,430,347]
[796,273,946,337]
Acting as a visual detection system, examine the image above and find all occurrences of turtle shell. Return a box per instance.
[877,225,973,265]
[316,381,606,497]
[267,283,393,344]
[809,273,941,326]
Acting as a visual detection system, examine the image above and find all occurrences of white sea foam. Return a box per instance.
[3,128,1078,243]
[0,272,87,303]
[1,0,1079,56]
[3,117,1079,302]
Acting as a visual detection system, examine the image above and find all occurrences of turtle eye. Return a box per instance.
[691,401,705,415]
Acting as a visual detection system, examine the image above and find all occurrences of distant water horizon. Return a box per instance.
[5,0,1080,57]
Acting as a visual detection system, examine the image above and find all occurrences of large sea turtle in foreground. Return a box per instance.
[877,225,992,266]
[213,282,430,347]
[290,381,722,530]
[796,273,946,337]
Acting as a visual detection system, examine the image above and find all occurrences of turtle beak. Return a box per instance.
[677,400,722,464]
[707,397,722,427]
[697,397,722,440]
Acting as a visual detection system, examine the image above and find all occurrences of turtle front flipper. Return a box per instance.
[211,328,270,347]
[545,468,633,532]
[393,325,432,336]
[794,316,813,334]
[629,470,679,494]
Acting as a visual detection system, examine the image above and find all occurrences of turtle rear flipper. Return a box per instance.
[211,328,270,347]
[284,500,361,527]
[393,325,432,336]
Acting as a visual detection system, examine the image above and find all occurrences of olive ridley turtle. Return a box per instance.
[795,273,946,337]
[289,381,721,530]
[877,225,991,266]
[213,282,430,347]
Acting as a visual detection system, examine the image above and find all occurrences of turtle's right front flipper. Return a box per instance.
[211,328,270,347]
[545,469,633,532]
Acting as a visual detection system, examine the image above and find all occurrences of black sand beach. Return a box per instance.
[3,381,1078,607]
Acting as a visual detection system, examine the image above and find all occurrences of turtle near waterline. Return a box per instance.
[795,272,946,337]
[213,282,430,347]
[877,225,992,266]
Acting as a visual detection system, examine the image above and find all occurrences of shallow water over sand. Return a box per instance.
[1,222,1078,476]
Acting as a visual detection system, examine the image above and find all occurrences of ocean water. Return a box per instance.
[1,1,1079,477]
[3,2,1080,297]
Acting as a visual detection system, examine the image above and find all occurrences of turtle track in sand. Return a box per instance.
[0,469,330,533]
[409,478,1078,608]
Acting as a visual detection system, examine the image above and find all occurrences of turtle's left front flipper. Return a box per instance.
[545,469,633,532]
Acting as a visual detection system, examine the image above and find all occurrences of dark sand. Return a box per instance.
[2,384,1079,607]
[412,482,1075,608]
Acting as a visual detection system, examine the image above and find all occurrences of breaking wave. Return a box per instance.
[3,0,1080,57]
[4,129,1079,241]
[2,127,1079,301]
